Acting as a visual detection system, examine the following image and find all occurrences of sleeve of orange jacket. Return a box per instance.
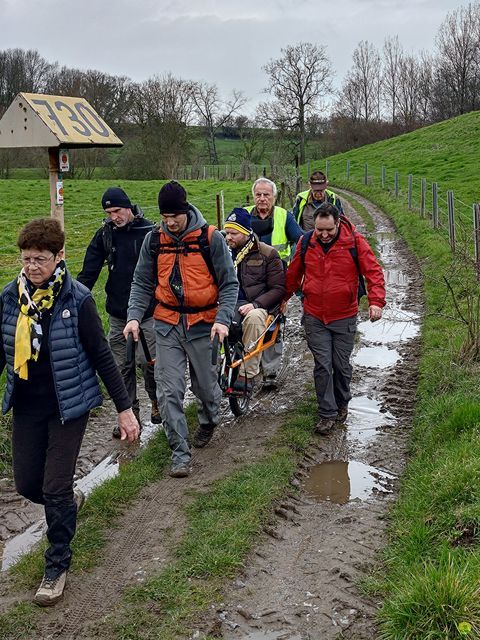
[284,237,305,301]
[356,234,386,308]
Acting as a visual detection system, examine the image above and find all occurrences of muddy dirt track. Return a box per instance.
[0,192,422,639]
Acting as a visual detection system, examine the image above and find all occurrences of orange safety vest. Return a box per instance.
[153,225,218,327]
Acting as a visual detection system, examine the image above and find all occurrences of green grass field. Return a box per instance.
[0,179,255,292]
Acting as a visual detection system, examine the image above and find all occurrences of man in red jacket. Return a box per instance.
[284,202,385,434]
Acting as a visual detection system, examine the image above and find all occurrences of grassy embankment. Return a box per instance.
[326,111,480,639]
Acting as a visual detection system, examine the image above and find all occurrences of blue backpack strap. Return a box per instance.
[300,230,314,263]
[349,234,367,299]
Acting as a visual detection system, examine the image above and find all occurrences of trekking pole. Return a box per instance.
[138,328,155,365]
[126,329,155,366]
[211,334,219,366]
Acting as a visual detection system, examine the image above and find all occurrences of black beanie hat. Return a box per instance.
[158,181,189,215]
[102,187,132,210]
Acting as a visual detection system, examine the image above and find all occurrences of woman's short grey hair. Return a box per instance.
[252,177,277,198]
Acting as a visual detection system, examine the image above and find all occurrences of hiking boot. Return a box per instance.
[192,425,215,448]
[262,373,278,390]
[169,463,191,478]
[314,417,336,435]
[336,406,349,424]
[233,375,253,393]
[33,572,67,607]
[73,487,85,512]
[150,400,162,424]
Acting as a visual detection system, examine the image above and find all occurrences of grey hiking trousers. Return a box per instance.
[303,313,357,418]
[155,322,222,465]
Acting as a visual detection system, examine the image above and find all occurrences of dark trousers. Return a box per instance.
[12,410,88,579]
[303,313,357,418]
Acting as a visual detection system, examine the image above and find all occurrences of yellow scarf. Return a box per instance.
[14,262,65,380]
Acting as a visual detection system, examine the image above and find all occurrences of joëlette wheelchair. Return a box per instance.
[212,312,284,417]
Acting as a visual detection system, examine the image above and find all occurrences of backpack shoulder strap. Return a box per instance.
[198,224,218,284]
[300,230,314,263]
[101,221,114,270]
[349,231,367,299]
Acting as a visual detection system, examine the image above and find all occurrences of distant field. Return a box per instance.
[0,179,255,322]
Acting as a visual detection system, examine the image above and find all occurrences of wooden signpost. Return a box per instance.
[0,92,123,227]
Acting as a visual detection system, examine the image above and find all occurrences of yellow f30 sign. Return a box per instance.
[0,92,122,148]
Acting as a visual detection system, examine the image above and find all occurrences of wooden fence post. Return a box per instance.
[394,171,399,198]
[420,178,426,218]
[364,163,368,185]
[473,203,480,279]
[381,165,386,189]
[216,194,221,228]
[432,183,439,228]
[325,160,329,179]
[346,160,350,180]
[447,190,455,252]
[408,174,413,210]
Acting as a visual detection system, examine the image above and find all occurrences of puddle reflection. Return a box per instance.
[347,396,395,443]
[357,311,419,345]
[353,345,400,368]
[304,460,395,504]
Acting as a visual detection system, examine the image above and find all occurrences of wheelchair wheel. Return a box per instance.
[229,392,250,416]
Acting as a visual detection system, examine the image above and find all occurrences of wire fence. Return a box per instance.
[320,159,480,277]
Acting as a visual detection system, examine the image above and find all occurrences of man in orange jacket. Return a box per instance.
[124,182,238,477]
[284,202,385,434]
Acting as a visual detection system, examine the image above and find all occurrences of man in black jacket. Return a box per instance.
[77,187,160,435]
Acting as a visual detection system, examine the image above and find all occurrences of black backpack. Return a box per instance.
[300,222,367,300]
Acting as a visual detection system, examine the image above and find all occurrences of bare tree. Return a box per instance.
[0,48,53,113]
[434,2,480,117]
[121,74,195,178]
[45,67,133,126]
[260,42,332,164]
[190,82,246,164]
[335,74,363,123]
[350,41,382,122]
[396,54,422,129]
[382,36,403,122]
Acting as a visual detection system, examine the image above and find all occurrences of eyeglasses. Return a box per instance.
[19,254,55,267]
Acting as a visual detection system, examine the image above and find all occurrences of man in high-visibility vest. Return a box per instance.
[245,177,303,388]
[292,171,344,231]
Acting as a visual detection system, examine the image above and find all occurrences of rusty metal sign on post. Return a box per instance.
[0,92,123,227]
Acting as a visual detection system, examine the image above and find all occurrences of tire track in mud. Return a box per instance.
[3,312,311,639]
[195,192,423,640]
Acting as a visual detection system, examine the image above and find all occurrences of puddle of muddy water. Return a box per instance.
[1,423,163,572]
[304,460,395,504]
[353,345,400,368]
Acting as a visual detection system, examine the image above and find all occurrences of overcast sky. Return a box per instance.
[0,0,465,113]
